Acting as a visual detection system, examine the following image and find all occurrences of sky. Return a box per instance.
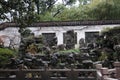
[56,0,80,6]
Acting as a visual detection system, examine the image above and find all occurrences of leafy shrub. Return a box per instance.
[0,48,16,68]
[100,27,120,49]
[98,52,107,61]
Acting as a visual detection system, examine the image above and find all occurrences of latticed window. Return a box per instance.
[63,32,77,44]
[85,32,99,43]
[42,33,56,47]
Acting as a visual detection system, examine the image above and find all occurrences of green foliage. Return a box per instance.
[50,0,120,21]
[101,27,111,34]
[102,27,120,35]
[37,0,120,21]
[0,48,16,67]
[0,0,120,22]
[0,0,78,22]
[98,52,107,61]
[87,0,120,20]
[101,27,120,44]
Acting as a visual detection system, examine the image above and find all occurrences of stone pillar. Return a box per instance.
[77,31,85,47]
[100,68,109,80]
[16,70,25,80]
[96,64,103,80]
[41,63,49,80]
[56,31,63,45]
[114,62,120,79]
[96,64,102,70]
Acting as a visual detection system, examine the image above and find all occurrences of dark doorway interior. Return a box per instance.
[42,33,56,47]
[85,32,99,43]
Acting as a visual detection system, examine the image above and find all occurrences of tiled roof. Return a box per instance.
[0,20,120,30]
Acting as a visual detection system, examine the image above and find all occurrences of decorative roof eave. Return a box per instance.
[0,20,120,30]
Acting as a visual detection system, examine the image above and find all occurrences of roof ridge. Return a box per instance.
[0,20,120,30]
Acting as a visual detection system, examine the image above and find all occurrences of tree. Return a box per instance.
[0,0,37,27]
[0,0,79,22]
[88,0,120,20]
[0,0,120,22]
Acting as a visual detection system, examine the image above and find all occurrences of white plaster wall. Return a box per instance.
[0,27,20,47]
[0,25,119,48]
[73,25,120,48]
[56,31,63,45]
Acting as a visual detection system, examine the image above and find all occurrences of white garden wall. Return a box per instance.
[0,24,119,48]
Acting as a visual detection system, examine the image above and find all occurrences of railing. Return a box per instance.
[96,62,120,80]
[0,68,97,80]
[1,62,120,80]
